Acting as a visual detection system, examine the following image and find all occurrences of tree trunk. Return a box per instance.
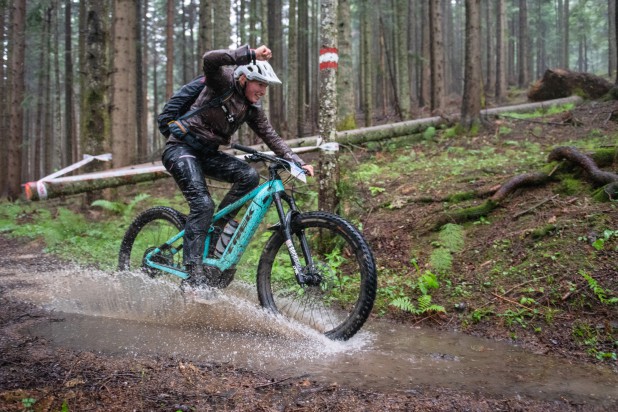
[111,0,137,168]
[7,0,26,200]
[495,0,507,103]
[248,0,257,47]
[429,0,444,113]
[396,0,411,119]
[361,2,373,126]
[52,1,62,171]
[135,0,147,160]
[288,0,299,137]
[518,0,529,88]
[336,0,355,130]
[268,0,284,133]
[318,0,340,214]
[165,0,174,99]
[297,0,308,136]
[420,1,430,108]
[80,0,110,179]
[34,9,48,180]
[64,0,76,165]
[408,0,418,107]
[613,0,618,165]
[198,0,213,53]
[379,11,400,119]
[461,0,482,128]
[213,0,230,48]
[484,0,495,97]
[0,3,6,196]
[534,0,546,80]
[563,0,570,69]
[43,5,53,176]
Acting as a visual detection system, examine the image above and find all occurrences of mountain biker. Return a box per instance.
[162,44,314,285]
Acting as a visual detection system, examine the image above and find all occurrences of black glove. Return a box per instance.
[168,120,189,139]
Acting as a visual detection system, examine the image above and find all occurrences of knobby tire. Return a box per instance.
[257,211,377,341]
[118,206,186,275]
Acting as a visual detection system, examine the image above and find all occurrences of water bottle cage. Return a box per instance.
[214,220,239,257]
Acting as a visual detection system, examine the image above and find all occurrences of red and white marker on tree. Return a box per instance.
[319,48,339,70]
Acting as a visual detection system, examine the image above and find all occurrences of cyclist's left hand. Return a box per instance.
[302,164,314,177]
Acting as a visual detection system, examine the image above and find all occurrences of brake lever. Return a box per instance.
[246,153,263,162]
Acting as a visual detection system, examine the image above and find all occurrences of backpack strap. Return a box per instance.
[178,86,235,121]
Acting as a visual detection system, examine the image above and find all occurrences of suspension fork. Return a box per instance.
[273,191,314,284]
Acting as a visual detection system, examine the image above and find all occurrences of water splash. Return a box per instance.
[5,261,618,407]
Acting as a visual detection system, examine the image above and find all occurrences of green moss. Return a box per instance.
[443,127,458,139]
[591,148,617,167]
[446,191,477,203]
[337,114,357,131]
[557,176,585,195]
[423,127,436,140]
[531,224,557,239]
[440,200,498,227]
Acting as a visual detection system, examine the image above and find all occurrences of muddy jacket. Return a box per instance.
[167,44,304,165]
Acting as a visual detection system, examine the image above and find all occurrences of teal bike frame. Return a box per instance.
[142,150,308,282]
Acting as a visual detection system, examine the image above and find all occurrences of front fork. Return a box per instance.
[273,192,314,285]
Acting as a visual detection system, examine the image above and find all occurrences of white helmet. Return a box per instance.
[234,60,282,85]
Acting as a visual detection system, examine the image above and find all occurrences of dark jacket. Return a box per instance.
[158,75,205,138]
[167,45,303,165]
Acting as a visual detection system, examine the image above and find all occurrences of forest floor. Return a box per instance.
[1,99,617,411]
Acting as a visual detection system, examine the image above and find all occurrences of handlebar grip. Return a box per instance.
[231,143,258,154]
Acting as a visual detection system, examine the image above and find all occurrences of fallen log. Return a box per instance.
[527,69,613,102]
[233,96,582,153]
[22,96,584,201]
[23,164,171,201]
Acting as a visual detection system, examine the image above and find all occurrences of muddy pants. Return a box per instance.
[162,142,260,266]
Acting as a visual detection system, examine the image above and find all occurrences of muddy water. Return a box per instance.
[4,266,618,408]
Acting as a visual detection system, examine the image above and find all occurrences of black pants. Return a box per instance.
[162,143,260,265]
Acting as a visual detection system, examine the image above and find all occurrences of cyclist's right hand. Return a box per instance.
[302,164,314,177]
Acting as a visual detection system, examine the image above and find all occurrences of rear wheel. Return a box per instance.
[118,207,186,277]
[257,212,377,341]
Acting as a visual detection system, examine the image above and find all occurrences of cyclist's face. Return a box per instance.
[243,78,269,103]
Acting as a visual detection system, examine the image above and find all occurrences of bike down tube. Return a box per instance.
[203,180,284,271]
[273,191,306,282]
[142,184,267,279]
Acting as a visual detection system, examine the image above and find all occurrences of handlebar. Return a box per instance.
[232,143,281,165]
[231,143,258,155]
[231,143,307,182]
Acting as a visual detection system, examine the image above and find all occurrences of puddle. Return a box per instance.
[3,265,618,408]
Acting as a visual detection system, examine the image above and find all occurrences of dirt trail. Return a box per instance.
[1,237,616,411]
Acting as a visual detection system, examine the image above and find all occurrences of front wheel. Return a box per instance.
[257,212,377,341]
[118,206,186,276]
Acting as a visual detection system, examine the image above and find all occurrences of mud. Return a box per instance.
[0,237,616,411]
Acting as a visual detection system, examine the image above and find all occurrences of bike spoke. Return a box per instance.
[257,212,376,340]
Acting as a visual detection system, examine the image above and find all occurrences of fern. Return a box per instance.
[429,247,452,274]
[439,223,465,253]
[418,271,440,295]
[580,270,618,305]
[91,194,150,218]
[390,295,445,314]
[417,294,446,314]
[390,296,416,313]
[126,193,151,215]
